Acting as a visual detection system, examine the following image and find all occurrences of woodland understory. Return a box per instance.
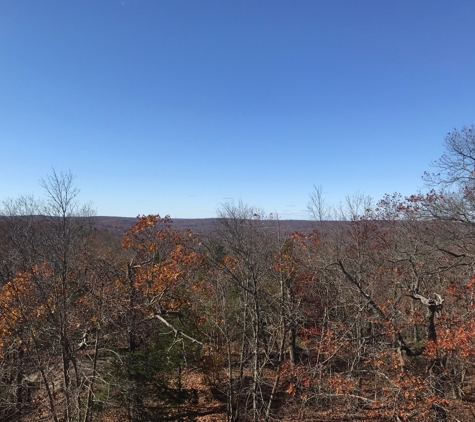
[3,126,475,421]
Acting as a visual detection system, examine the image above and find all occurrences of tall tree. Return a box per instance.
[0,170,95,422]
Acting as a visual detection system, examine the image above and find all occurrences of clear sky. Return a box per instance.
[1,1,475,219]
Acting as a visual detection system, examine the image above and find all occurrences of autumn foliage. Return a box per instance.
[4,128,475,421]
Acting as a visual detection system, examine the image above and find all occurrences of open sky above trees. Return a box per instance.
[1,1,475,218]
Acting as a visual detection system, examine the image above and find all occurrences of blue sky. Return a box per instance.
[1,1,475,219]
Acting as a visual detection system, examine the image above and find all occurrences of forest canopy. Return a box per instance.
[2,127,475,421]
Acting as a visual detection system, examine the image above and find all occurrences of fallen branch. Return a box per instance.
[142,312,203,346]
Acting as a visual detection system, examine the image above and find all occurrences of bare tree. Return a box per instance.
[204,202,285,421]
[0,170,96,422]
[307,185,333,222]
[420,125,475,224]
[425,125,475,189]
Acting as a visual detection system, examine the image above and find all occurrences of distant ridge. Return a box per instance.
[93,216,319,235]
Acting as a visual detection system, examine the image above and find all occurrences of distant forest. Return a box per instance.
[3,126,475,422]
